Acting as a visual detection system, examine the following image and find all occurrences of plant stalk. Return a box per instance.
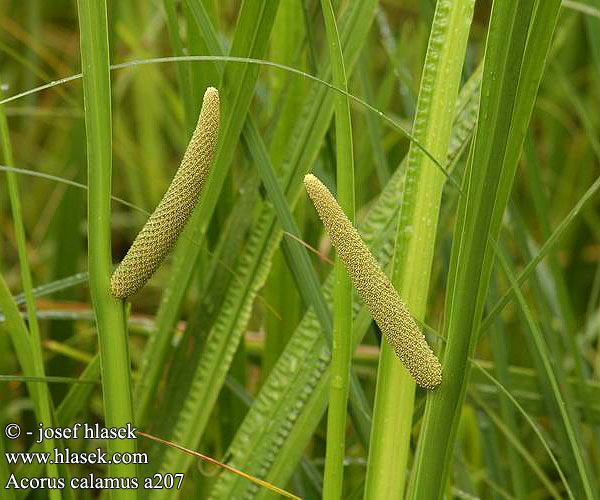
[365,1,474,497]
[320,0,355,497]
[76,0,137,495]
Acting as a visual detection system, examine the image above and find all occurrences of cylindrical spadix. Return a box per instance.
[110,87,220,299]
[304,173,442,389]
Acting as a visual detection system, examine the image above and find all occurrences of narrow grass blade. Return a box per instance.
[471,360,600,423]
[13,356,100,493]
[319,1,355,496]
[0,274,36,405]
[243,124,373,447]
[12,272,89,305]
[470,390,567,500]
[487,281,527,497]
[473,360,579,498]
[139,432,301,500]
[358,54,390,188]
[262,1,307,379]
[494,243,596,498]
[1,89,61,497]
[524,133,587,380]
[162,0,195,135]
[481,173,600,334]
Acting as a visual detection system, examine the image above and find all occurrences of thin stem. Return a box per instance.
[76,0,137,496]
[0,56,457,189]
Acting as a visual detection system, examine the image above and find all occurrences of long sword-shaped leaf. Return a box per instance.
[365,2,474,497]
[152,0,377,493]
[409,2,570,498]
[210,69,481,500]
[135,0,281,427]
[186,0,373,447]
[319,1,355,496]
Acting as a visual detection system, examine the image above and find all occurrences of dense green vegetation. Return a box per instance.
[1,0,599,498]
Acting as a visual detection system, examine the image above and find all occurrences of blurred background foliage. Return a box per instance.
[1,0,600,498]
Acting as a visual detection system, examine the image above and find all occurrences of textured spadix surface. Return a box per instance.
[304,173,442,389]
[110,87,220,298]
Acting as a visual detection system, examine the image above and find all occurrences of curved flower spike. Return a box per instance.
[304,173,442,389]
[111,87,220,298]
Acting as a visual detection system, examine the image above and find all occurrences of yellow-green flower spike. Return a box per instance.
[303,174,442,389]
[110,87,220,299]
